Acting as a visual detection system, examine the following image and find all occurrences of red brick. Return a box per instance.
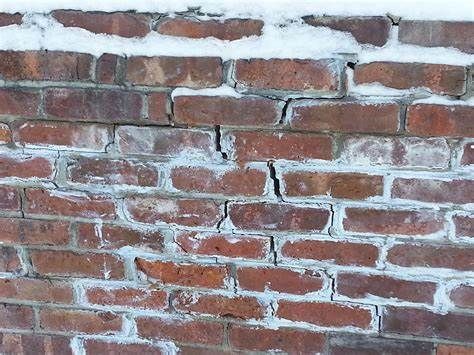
[0,305,34,330]
[25,188,116,220]
[84,340,162,355]
[173,95,281,127]
[177,346,231,355]
[234,58,342,94]
[86,286,167,310]
[68,157,159,187]
[461,142,474,166]
[77,223,164,251]
[174,291,266,320]
[277,300,373,329]
[0,50,92,81]
[399,20,474,54]
[96,53,119,84]
[387,244,474,271]
[171,166,267,196]
[453,215,473,238]
[136,317,224,345]
[0,247,22,273]
[148,92,169,123]
[52,10,151,38]
[125,56,222,87]
[407,104,474,137]
[343,208,444,236]
[0,13,22,27]
[0,217,69,245]
[237,266,325,295]
[0,88,40,117]
[282,239,378,267]
[340,136,450,168]
[337,273,437,304]
[392,178,474,204]
[0,334,72,355]
[229,325,326,353]
[135,259,229,289]
[229,202,330,232]
[39,308,122,335]
[227,130,334,162]
[44,88,143,122]
[354,62,467,95]
[450,284,474,309]
[155,17,263,40]
[117,126,215,158]
[437,344,474,355]
[283,171,383,200]
[0,154,54,179]
[175,231,270,260]
[30,250,124,279]
[382,306,474,342]
[14,121,111,152]
[0,186,20,211]
[124,196,222,227]
[0,278,73,303]
[0,123,11,143]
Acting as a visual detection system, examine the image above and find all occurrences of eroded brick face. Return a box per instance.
[0,7,472,355]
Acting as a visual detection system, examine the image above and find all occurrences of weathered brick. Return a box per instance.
[25,188,116,220]
[387,244,474,271]
[52,10,151,38]
[289,99,399,134]
[237,266,325,295]
[0,305,34,330]
[136,317,224,345]
[155,17,263,40]
[77,223,164,251]
[277,300,373,329]
[461,142,474,166]
[437,344,474,355]
[0,278,73,303]
[124,196,222,227]
[0,186,20,211]
[0,13,22,27]
[84,340,162,355]
[382,306,474,342]
[336,273,437,304]
[68,157,159,187]
[44,88,143,122]
[30,250,124,279]
[282,239,378,267]
[0,247,22,273]
[86,286,168,310]
[0,123,11,144]
[399,20,474,54]
[354,62,467,95]
[229,325,326,353]
[227,130,334,161]
[234,58,343,95]
[173,95,282,127]
[453,215,473,238]
[39,308,122,335]
[340,136,451,168]
[283,171,383,200]
[173,291,266,320]
[171,166,267,196]
[229,202,330,232]
[343,208,444,236]
[0,88,40,117]
[303,16,391,46]
[116,126,215,158]
[0,333,72,355]
[96,53,119,84]
[392,178,474,204]
[0,154,54,179]
[125,56,222,87]
[14,121,111,152]
[175,231,270,260]
[0,50,92,81]
[0,218,69,246]
[135,259,229,289]
[407,104,474,137]
[450,284,474,309]
[148,92,169,123]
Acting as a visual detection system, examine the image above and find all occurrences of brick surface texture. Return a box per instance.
[0,6,472,355]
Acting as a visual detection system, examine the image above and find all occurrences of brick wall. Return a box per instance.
[0,8,473,355]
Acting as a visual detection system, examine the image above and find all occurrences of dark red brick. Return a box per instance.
[0,218,69,246]
[450,284,474,309]
[0,278,73,303]
[453,215,473,238]
[84,340,162,355]
[0,186,20,211]
[148,92,169,123]
[0,247,22,273]
[0,154,54,179]
[461,142,474,166]
[0,305,34,330]
[0,13,22,27]
[86,286,168,310]
[0,89,40,117]
[0,333,72,355]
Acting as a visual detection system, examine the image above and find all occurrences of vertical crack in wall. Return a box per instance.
[214,125,228,159]
[267,161,282,201]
